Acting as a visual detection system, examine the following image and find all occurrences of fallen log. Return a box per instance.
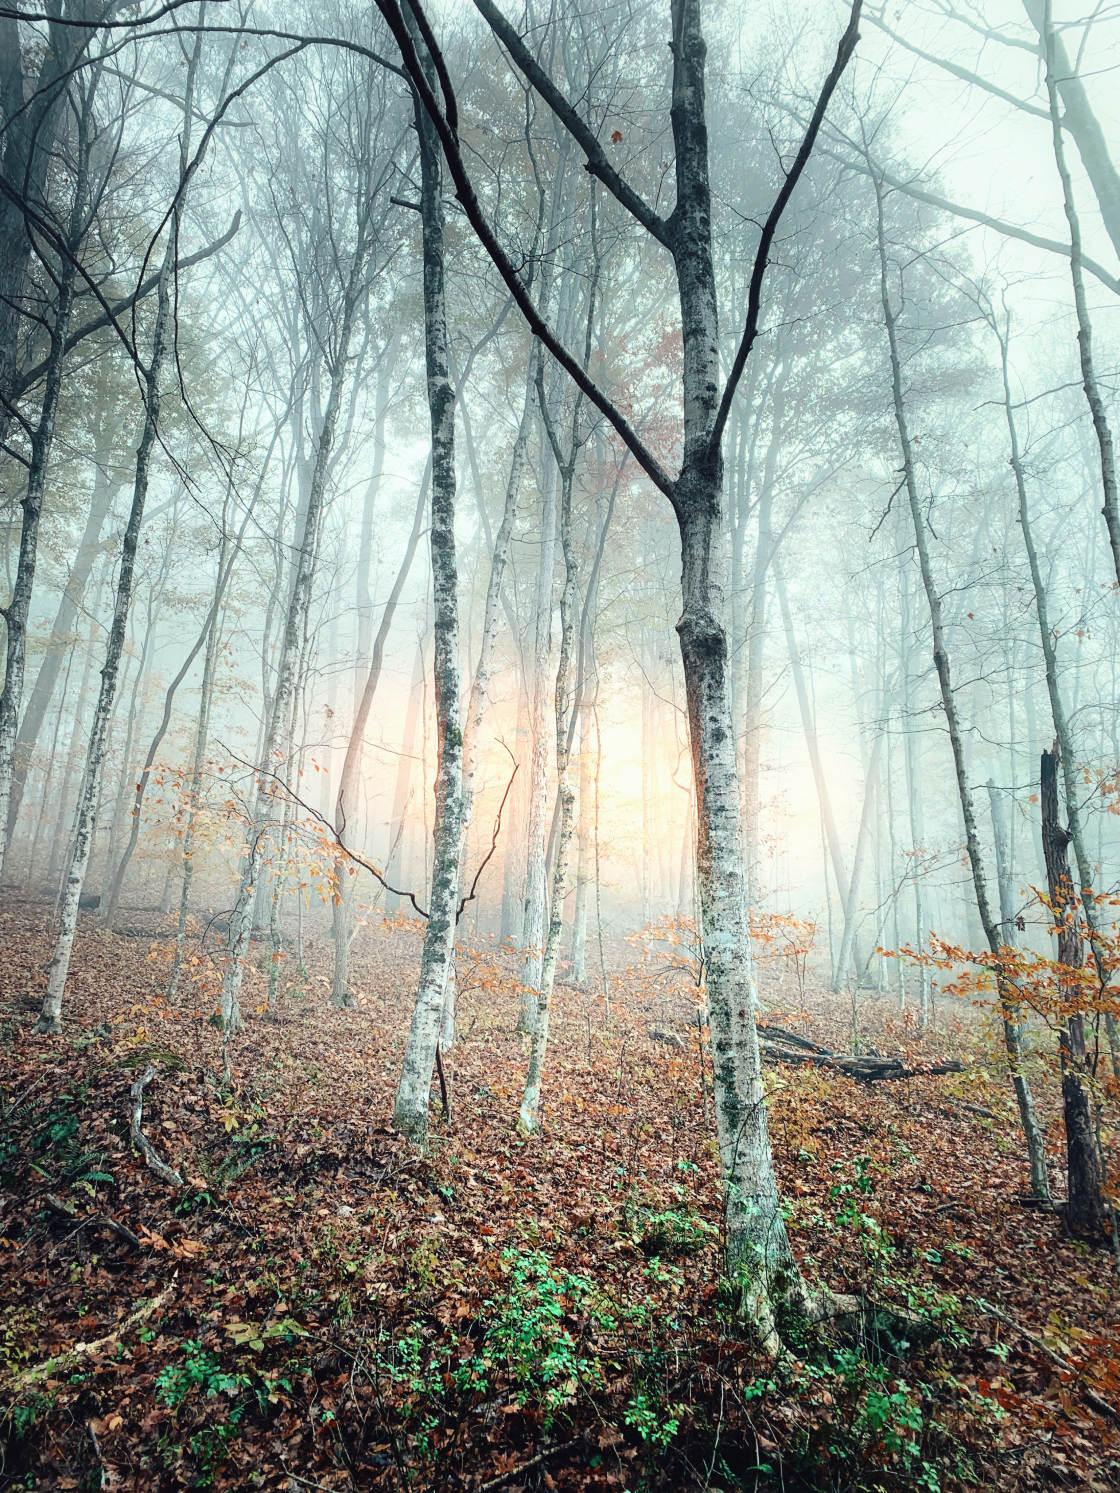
[756,1022,833,1055]
[5,1283,175,1392]
[761,1043,964,1083]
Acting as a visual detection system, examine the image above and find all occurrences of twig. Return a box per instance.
[223,747,519,925]
[973,1297,1120,1427]
[128,1065,183,1186]
[457,757,518,920]
[474,1437,581,1491]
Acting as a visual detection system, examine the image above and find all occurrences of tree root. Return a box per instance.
[128,1065,182,1186]
[5,1283,175,1393]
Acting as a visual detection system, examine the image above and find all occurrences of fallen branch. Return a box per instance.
[128,1065,183,1186]
[973,1297,1120,1428]
[474,1437,581,1491]
[6,1283,175,1393]
[760,1043,964,1082]
[45,1193,140,1250]
[756,1022,833,1055]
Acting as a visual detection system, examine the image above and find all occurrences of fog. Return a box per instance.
[2,0,1118,1039]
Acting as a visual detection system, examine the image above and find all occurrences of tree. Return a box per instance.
[376,0,864,1338]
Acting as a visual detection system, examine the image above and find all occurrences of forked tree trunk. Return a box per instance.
[400,0,863,1339]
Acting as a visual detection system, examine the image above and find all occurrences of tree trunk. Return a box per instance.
[995,309,1120,1081]
[1039,10,1120,589]
[519,429,580,1133]
[1040,749,1108,1241]
[517,422,559,1031]
[36,215,179,1033]
[331,465,428,1005]
[392,20,464,1140]
[873,169,1048,1200]
[0,236,79,878]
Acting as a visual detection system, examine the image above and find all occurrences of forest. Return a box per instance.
[1,0,1119,1488]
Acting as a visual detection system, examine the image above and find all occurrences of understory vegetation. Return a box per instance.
[1,908,1117,1491]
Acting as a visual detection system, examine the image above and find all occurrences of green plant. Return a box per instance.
[634,1205,715,1258]
[156,1340,250,1410]
[483,1248,602,1425]
[623,1387,682,1447]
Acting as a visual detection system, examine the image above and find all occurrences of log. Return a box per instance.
[760,1042,964,1083]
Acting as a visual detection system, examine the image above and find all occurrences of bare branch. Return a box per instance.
[710,0,863,456]
[470,0,672,248]
[374,0,674,498]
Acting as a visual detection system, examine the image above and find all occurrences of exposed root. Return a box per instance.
[128,1065,183,1186]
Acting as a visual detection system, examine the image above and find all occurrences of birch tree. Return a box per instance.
[377,0,865,1337]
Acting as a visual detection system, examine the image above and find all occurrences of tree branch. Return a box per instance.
[13,212,242,399]
[710,0,863,456]
[374,0,674,499]
[816,136,1120,297]
[865,10,1051,120]
[470,0,671,248]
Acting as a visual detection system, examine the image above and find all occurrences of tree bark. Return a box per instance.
[392,18,464,1140]
[1040,749,1108,1241]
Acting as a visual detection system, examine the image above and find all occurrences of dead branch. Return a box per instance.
[973,1297,1120,1428]
[128,1065,183,1186]
[45,1193,140,1250]
[6,1282,175,1392]
[474,1437,581,1491]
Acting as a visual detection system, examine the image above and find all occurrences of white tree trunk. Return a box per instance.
[37,223,177,1033]
[392,22,464,1140]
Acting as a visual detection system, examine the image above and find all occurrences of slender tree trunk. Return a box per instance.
[898,562,932,1023]
[517,426,559,1031]
[1039,9,1120,589]
[996,312,1120,1079]
[832,730,883,994]
[1022,0,1120,262]
[873,171,1048,1199]
[220,236,371,1038]
[332,466,428,1004]
[740,397,781,898]
[385,639,425,909]
[4,435,119,854]
[36,216,179,1033]
[392,23,464,1139]
[167,583,228,1002]
[519,434,579,1133]
[0,246,79,878]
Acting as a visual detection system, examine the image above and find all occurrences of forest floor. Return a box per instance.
[1,901,1118,1493]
